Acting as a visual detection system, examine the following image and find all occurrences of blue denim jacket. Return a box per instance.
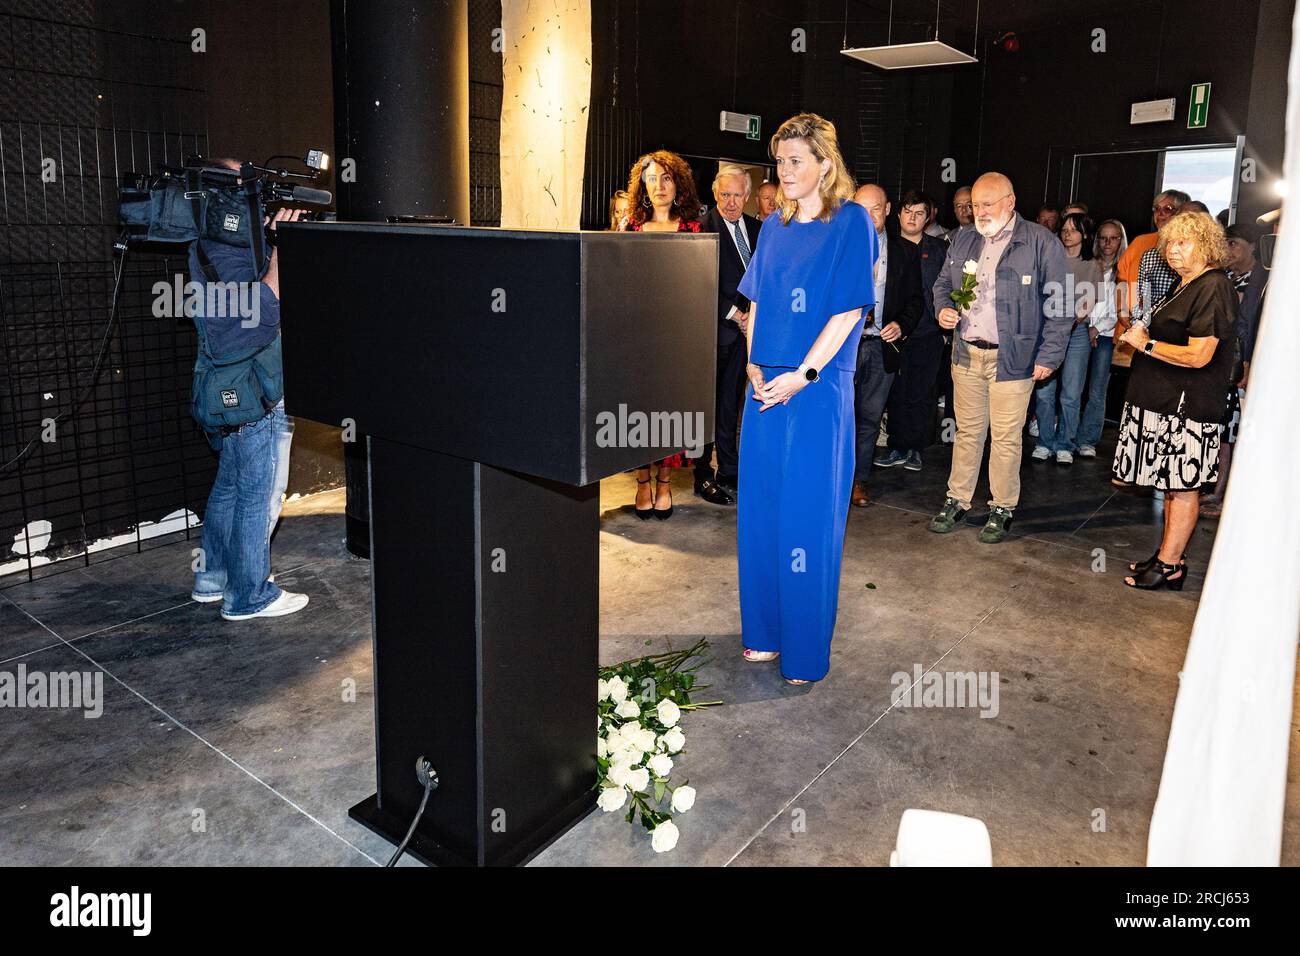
[933,214,1072,381]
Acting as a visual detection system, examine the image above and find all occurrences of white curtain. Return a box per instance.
[499,0,592,230]
[1146,6,1300,865]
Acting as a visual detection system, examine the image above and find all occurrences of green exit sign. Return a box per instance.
[1187,82,1211,129]
[746,116,760,141]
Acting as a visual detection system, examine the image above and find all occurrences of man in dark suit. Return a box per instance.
[850,184,923,507]
[697,165,761,504]
[876,188,949,473]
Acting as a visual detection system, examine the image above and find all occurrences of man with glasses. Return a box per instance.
[928,173,1071,543]
[945,185,975,243]
[1115,189,1190,357]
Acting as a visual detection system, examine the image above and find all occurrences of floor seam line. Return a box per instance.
[0,591,381,866]
[722,585,1020,867]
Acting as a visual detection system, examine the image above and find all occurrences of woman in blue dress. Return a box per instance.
[736,113,878,686]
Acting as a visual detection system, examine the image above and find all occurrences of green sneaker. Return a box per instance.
[929,497,969,534]
[977,507,1014,544]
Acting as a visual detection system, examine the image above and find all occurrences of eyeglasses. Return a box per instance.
[1152,203,1177,215]
[972,194,1011,213]
[954,202,973,211]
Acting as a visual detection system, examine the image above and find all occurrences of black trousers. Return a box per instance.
[886,333,945,453]
[696,335,749,482]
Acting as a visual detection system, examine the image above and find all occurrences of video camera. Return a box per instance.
[117,149,333,268]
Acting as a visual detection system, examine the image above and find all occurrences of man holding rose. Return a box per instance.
[928,172,1071,543]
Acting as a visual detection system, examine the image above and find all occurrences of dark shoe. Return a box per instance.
[873,449,907,468]
[634,476,653,520]
[693,478,734,506]
[715,474,739,498]
[1128,550,1187,574]
[929,497,968,533]
[904,450,923,472]
[977,507,1014,543]
[851,480,871,507]
[1125,560,1187,591]
[653,475,673,520]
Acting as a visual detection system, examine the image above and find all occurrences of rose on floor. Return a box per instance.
[594,638,721,852]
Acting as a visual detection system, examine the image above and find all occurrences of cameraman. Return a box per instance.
[188,158,309,621]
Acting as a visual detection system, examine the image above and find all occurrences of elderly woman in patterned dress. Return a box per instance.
[1112,211,1238,591]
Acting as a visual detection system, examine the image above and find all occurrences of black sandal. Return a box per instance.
[1125,560,1187,591]
[634,476,654,520]
[1128,550,1187,574]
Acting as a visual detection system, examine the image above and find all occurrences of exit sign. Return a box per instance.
[1188,83,1211,129]
[746,115,760,141]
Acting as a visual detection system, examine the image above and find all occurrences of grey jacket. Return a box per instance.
[933,214,1072,381]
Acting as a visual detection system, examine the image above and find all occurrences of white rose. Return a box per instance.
[963,259,978,275]
[656,698,681,727]
[671,785,696,812]
[648,753,673,777]
[626,767,651,792]
[650,820,680,853]
[597,786,628,813]
[633,727,658,752]
[663,727,686,753]
[607,760,633,789]
[597,678,610,701]
[614,699,640,719]
[606,676,628,703]
[597,736,607,758]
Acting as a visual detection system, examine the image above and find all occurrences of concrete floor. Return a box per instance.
[1,432,1297,866]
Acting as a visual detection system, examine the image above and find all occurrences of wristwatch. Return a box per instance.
[797,363,819,382]
[1143,340,1156,354]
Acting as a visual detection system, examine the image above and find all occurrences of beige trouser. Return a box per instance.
[947,346,1035,510]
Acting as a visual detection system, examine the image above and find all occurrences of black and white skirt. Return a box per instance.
[1112,402,1220,491]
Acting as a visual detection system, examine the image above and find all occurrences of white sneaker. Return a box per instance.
[1056,450,1074,465]
[1028,420,1039,438]
[1031,446,1051,461]
[1077,445,1096,458]
[221,589,309,621]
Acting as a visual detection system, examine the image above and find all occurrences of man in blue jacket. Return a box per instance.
[929,172,1070,543]
[188,159,309,620]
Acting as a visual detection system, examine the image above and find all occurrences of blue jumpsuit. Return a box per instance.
[736,202,878,681]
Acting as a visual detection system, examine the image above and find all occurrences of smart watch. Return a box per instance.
[798,363,819,382]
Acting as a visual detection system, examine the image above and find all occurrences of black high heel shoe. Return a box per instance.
[653,474,673,520]
[1128,549,1187,574]
[1125,560,1187,591]
[634,476,654,520]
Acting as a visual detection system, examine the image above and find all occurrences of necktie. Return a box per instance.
[732,221,751,268]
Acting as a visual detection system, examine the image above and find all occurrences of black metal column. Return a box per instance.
[329,0,471,556]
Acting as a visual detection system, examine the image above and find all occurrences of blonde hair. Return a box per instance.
[713,165,752,197]
[1158,210,1228,269]
[608,190,629,230]
[768,113,856,225]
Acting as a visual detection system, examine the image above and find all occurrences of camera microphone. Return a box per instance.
[280,184,333,206]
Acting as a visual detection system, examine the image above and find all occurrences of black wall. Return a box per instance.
[947,0,1291,232]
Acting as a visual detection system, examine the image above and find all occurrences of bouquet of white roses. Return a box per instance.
[595,638,721,852]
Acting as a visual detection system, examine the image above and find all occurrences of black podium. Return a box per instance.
[277,223,717,865]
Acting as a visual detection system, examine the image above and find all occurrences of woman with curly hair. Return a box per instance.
[623,150,702,518]
[1113,211,1238,590]
[734,113,877,685]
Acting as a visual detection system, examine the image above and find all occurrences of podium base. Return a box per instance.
[349,790,596,867]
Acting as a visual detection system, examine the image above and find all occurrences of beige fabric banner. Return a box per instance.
[500,0,592,230]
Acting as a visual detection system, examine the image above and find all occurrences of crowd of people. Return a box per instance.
[607,113,1275,684]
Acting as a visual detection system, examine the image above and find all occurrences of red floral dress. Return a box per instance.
[624,217,701,468]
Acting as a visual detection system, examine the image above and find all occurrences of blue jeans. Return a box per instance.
[1076,334,1114,449]
[1034,323,1091,454]
[193,401,294,615]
